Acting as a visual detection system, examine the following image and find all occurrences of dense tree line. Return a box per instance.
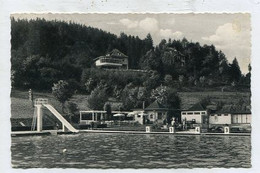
[139,38,250,89]
[11,18,152,90]
[11,18,250,98]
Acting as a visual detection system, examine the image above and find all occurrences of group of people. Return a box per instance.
[169,117,187,131]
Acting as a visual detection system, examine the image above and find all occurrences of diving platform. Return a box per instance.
[32,98,79,133]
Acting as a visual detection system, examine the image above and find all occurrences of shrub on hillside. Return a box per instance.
[52,80,74,113]
[87,85,108,110]
[65,101,79,123]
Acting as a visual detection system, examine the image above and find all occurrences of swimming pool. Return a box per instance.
[11,133,251,168]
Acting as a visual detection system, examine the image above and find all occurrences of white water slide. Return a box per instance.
[43,104,79,133]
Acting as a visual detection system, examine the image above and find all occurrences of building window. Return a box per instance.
[224,114,228,116]
[201,112,206,115]
[210,114,214,116]
[194,112,200,115]
[218,114,221,116]
[137,115,141,118]
[96,113,102,121]
[182,112,187,115]
[100,58,123,64]
[150,114,153,119]
[81,113,93,120]
[187,112,193,115]
[158,113,162,119]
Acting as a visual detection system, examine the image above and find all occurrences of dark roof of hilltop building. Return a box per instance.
[95,49,128,60]
[107,49,128,58]
[144,100,168,111]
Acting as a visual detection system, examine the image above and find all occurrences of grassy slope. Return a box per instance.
[178,91,251,110]
[11,90,251,119]
[11,90,89,119]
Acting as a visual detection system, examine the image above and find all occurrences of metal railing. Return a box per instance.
[100,58,124,64]
[34,98,48,105]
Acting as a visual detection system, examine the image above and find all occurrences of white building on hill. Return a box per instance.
[95,49,128,69]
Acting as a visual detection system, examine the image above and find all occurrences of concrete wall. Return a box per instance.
[209,113,231,125]
[182,114,202,123]
[232,114,251,124]
[181,111,206,124]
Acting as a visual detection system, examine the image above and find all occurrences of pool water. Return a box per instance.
[11,133,251,168]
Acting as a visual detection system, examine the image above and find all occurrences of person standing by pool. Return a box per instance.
[91,122,94,130]
[55,122,59,130]
[182,118,186,130]
[171,117,175,127]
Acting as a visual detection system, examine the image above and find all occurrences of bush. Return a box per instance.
[52,80,74,112]
[87,86,108,110]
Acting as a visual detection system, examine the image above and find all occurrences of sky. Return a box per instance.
[12,13,251,74]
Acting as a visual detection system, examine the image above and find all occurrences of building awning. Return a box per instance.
[113,113,125,117]
[96,62,123,67]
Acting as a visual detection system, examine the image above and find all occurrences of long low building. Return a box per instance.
[181,102,251,129]
[209,105,251,126]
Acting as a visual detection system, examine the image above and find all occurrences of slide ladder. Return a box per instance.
[43,104,79,133]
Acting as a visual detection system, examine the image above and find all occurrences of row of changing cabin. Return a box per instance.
[145,126,231,134]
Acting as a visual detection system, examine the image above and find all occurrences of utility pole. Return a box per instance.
[29,89,34,107]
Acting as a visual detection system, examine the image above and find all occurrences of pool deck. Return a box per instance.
[11,129,251,136]
[11,130,75,136]
[80,129,250,136]
[11,131,51,136]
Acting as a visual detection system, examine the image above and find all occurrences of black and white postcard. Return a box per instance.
[1,0,260,172]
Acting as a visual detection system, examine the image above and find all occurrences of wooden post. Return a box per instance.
[36,105,42,132]
[169,127,175,133]
[146,126,151,133]
[224,126,230,134]
[62,124,67,132]
[195,126,201,134]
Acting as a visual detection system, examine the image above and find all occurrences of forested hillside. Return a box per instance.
[11,18,153,90]
[11,18,250,93]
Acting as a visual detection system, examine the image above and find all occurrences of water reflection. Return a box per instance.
[195,135,201,142]
[223,136,231,145]
[11,133,251,168]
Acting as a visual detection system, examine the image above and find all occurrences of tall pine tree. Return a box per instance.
[229,58,242,82]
